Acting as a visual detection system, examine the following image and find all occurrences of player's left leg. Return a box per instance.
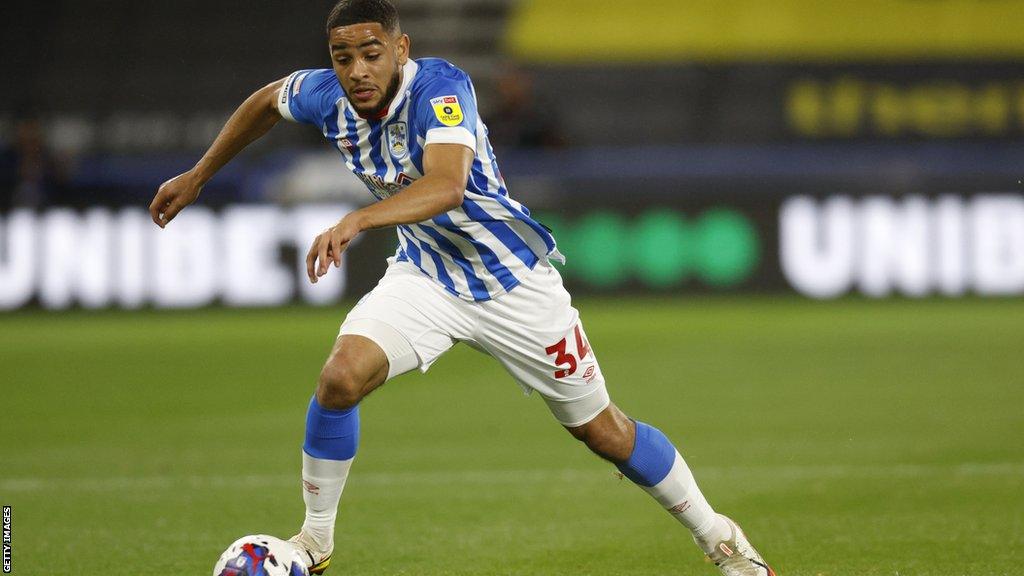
[564,402,730,545]
[567,404,775,576]
[476,262,774,575]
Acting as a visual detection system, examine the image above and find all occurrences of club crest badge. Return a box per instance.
[387,122,409,158]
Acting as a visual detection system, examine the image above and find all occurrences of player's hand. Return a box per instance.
[150,171,202,228]
[306,213,364,284]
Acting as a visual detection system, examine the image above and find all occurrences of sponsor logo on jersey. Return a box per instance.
[356,171,416,200]
[430,95,464,127]
[387,122,409,158]
[339,138,356,151]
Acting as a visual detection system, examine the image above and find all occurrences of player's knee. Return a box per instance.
[316,361,366,410]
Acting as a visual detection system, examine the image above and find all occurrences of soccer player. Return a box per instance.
[148,1,775,574]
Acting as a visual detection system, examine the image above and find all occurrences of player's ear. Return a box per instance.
[396,33,410,65]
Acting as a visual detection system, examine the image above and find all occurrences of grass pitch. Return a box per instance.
[2,297,1022,575]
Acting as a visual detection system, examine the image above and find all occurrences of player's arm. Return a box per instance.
[305,143,473,283]
[148,78,286,228]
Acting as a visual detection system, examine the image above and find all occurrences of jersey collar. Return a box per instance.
[356,59,419,122]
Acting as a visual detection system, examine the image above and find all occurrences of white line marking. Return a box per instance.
[1,463,1021,493]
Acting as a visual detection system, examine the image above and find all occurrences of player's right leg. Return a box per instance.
[291,332,395,574]
[290,259,467,574]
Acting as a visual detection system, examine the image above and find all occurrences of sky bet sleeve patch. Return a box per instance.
[430,95,464,127]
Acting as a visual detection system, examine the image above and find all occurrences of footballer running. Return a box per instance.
[149,1,775,575]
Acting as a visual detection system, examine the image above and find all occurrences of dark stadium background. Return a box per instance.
[2,2,1022,575]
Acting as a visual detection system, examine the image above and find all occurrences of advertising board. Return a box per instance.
[3,190,1021,310]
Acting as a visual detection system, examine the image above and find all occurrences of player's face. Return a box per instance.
[328,23,409,117]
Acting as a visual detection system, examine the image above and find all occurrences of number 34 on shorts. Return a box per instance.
[545,323,597,382]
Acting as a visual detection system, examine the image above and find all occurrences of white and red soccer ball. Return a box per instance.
[213,534,309,576]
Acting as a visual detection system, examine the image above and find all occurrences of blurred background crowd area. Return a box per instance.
[2,0,1024,307]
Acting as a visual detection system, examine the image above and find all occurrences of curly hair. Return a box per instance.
[326,0,400,35]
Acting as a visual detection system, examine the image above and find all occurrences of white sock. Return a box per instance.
[300,451,353,552]
[640,450,731,552]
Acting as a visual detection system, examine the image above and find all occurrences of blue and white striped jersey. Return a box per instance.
[278,58,562,302]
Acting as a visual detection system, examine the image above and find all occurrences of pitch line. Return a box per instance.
[1,462,1021,493]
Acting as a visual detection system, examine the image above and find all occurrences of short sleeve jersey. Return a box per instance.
[278,58,561,302]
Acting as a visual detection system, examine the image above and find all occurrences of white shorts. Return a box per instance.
[339,258,610,427]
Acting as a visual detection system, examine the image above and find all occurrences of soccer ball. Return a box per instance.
[213,534,309,576]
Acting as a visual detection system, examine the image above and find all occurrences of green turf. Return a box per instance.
[2,297,1022,575]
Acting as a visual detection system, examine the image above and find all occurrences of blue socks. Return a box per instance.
[300,397,358,550]
[303,396,360,461]
[615,421,727,545]
[616,421,677,487]
[304,401,675,490]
